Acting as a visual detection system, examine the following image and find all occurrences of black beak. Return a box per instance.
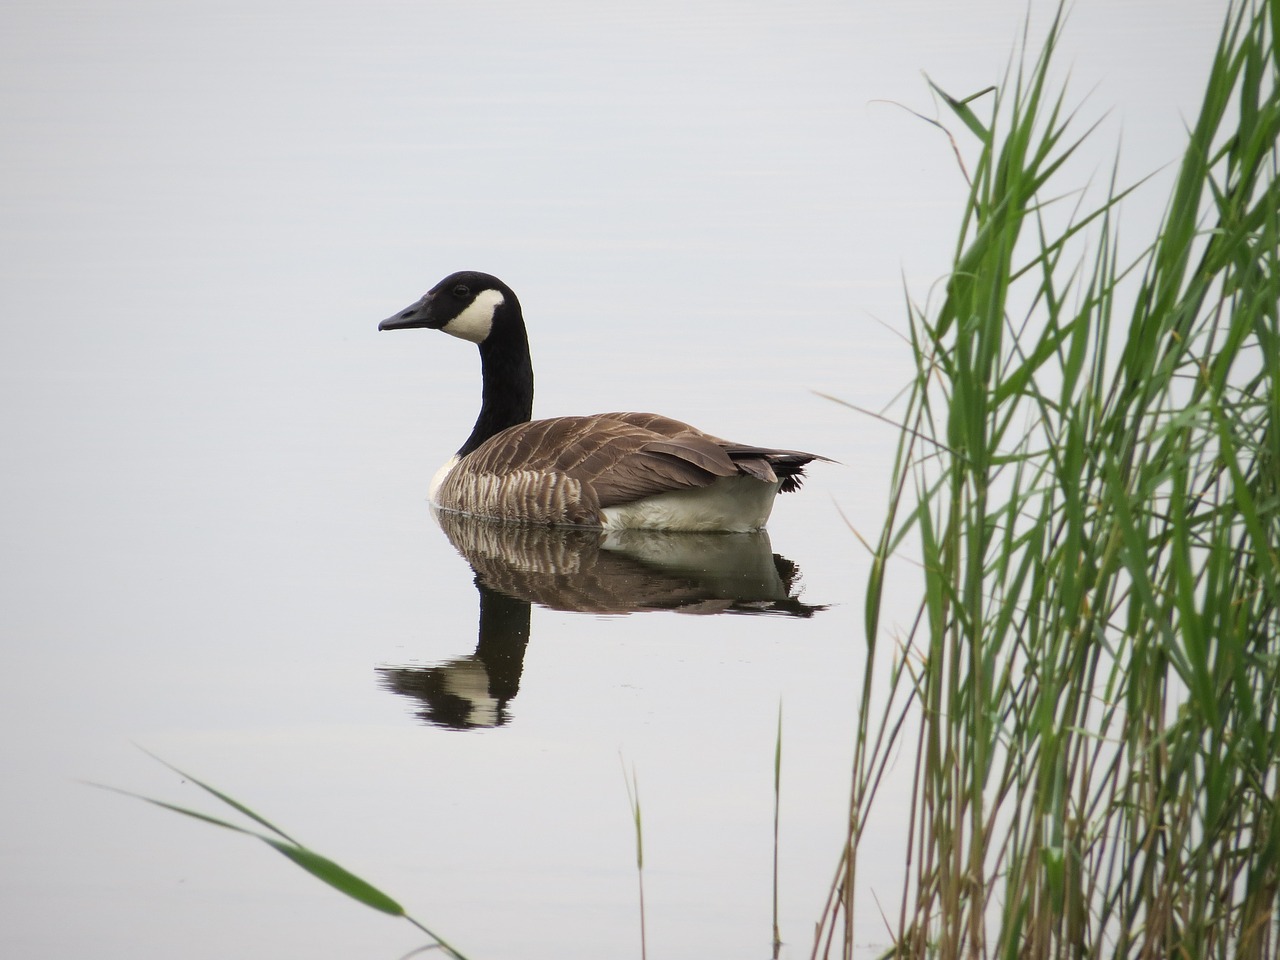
[378,293,435,331]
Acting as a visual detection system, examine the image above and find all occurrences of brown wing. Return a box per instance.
[590,436,739,507]
[437,413,827,524]
[601,412,832,492]
[437,415,739,523]
[593,412,727,441]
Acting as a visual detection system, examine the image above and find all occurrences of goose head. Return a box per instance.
[378,270,535,457]
[378,270,519,345]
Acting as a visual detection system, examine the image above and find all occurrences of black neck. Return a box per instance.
[458,316,534,457]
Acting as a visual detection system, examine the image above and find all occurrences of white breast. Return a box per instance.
[429,455,461,501]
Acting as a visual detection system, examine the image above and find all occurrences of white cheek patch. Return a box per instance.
[441,289,504,343]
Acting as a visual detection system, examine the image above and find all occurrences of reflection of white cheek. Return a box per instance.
[441,290,504,343]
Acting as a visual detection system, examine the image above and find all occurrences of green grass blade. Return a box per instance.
[262,840,405,916]
[137,748,301,846]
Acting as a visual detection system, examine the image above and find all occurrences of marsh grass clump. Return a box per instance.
[822,1,1280,957]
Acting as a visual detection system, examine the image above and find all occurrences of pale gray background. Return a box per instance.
[1,1,1227,957]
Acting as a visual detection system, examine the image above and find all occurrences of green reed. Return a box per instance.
[820,1,1280,957]
[621,757,649,960]
[774,701,785,959]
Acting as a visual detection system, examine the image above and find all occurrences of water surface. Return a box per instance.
[0,1,1227,956]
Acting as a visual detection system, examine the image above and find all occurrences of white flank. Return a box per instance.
[441,288,504,343]
[601,475,780,533]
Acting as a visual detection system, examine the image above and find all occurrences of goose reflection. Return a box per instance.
[378,509,826,729]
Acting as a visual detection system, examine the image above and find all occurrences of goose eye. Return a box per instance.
[452,284,470,298]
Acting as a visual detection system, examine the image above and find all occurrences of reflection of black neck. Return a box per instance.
[375,578,532,730]
[474,579,532,701]
[458,316,534,456]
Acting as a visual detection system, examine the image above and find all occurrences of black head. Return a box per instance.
[377,271,520,344]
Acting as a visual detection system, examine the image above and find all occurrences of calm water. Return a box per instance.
[0,0,1226,957]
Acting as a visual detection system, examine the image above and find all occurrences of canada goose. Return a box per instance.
[379,271,825,531]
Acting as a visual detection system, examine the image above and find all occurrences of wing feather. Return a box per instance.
[435,413,827,525]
